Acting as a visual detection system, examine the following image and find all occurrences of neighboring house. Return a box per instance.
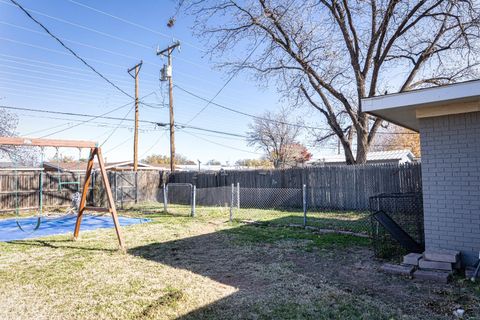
[0,162,42,171]
[175,164,254,172]
[45,161,260,173]
[309,149,416,165]
[363,79,480,266]
[43,161,165,172]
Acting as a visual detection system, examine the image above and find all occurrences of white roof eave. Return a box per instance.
[362,79,480,132]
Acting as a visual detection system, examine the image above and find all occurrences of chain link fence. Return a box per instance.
[125,184,423,241]
[369,192,424,258]
[228,185,370,234]
[153,184,369,234]
[145,184,373,235]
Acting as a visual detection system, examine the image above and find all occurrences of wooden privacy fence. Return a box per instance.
[0,172,88,212]
[0,163,421,213]
[0,170,167,212]
[168,163,422,211]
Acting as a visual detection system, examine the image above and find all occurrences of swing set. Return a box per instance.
[2,136,125,250]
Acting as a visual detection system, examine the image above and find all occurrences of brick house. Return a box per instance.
[363,79,480,265]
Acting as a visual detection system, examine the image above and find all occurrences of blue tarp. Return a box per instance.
[0,214,149,242]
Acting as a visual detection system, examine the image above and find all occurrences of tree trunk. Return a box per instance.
[342,140,356,164]
[356,130,369,164]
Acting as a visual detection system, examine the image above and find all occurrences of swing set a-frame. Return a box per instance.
[0,136,125,250]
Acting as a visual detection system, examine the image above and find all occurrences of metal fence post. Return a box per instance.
[236,182,240,209]
[38,171,43,215]
[302,184,307,228]
[191,185,196,217]
[163,183,168,212]
[114,171,118,204]
[91,171,96,205]
[229,183,234,222]
[120,173,124,209]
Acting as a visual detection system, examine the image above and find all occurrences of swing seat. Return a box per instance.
[16,216,42,233]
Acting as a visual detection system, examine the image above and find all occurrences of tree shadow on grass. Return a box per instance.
[127,216,475,319]
[127,219,391,320]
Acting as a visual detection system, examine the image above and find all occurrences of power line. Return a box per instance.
[175,84,417,135]
[66,0,205,52]
[0,20,142,61]
[17,113,159,132]
[0,88,127,108]
[22,121,73,136]
[0,20,175,73]
[139,101,167,109]
[0,0,151,49]
[182,129,246,141]
[100,105,135,146]
[8,0,132,98]
[140,130,169,158]
[182,130,261,155]
[1,0,212,72]
[38,101,134,138]
[0,92,155,122]
[0,53,158,86]
[0,103,247,138]
[1,75,124,98]
[104,136,133,155]
[175,123,246,138]
[176,84,324,131]
[0,68,115,92]
[183,0,296,124]
[184,46,261,124]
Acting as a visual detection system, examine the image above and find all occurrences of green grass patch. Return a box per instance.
[225,223,370,250]
[232,208,370,234]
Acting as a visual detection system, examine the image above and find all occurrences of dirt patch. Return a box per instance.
[285,247,480,319]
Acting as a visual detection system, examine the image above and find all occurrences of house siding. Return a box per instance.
[419,111,480,265]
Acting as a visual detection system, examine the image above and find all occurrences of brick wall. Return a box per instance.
[420,111,480,265]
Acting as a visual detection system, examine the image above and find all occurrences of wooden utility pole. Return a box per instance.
[128,61,143,172]
[157,41,180,172]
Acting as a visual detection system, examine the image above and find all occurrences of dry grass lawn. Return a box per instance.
[0,207,479,319]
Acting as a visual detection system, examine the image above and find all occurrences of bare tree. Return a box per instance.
[0,109,39,165]
[189,0,480,163]
[247,108,303,168]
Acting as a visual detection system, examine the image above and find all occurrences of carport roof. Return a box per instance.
[362,79,480,132]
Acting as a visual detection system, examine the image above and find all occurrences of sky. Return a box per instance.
[0,0,329,164]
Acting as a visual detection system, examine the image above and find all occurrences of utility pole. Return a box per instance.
[128,61,143,172]
[157,41,180,173]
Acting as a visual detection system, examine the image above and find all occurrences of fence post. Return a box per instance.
[38,171,43,215]
[236,182,240,209]
[163,183,168,212]
[120,173,124,209]
[114,171,117,205]
[91,171,96,206]
[302,184,307,228]
[229,183,234,222]
[191,185,196,217]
